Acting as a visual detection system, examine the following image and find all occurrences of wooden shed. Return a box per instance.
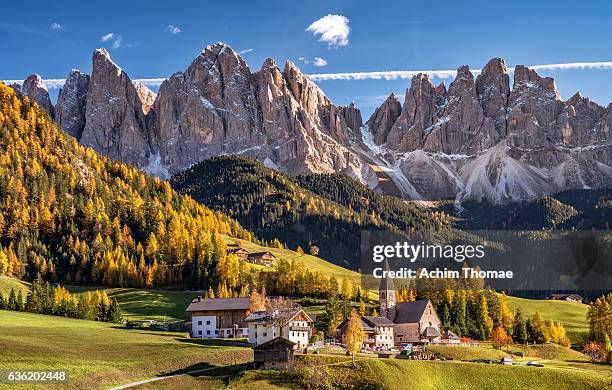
[253,337,296,369]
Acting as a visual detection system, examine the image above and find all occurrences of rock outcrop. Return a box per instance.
[40,48,611,204]
[360,59,612,202]
[506,65,564,147]
[366,93,401,145]
[385,74,440,150]
[22,74,54,118]
[423,65,496,154]
[148,43,372,179]
[134,82,156,114]
[80,48,151,167]
[475,58,510,136]
[56,70,90,139]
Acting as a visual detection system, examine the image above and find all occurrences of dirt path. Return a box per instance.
[110,365,232,390]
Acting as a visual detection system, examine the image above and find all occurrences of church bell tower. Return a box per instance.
[379,259,396,320]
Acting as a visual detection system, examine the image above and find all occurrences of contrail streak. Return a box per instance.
[4,61,612,88]
[308,61,612,81]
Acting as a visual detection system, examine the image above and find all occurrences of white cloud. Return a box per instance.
[50,22,62,30]
[101,33,123,49]
[101,33,115,42]
[309,61,612,81]
[306,14,350,48]
[165,24,181,34]
[239,48,254,54]
[313,57,327,67]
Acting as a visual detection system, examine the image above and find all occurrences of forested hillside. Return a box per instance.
[443,189,612,230]
[171,156,451,268]
[0,82,250,290]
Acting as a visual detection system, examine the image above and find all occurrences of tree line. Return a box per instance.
[584,292,612,362]
[0,279,122,323]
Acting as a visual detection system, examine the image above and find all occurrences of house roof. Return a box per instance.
[248,251,276,258]
[228,247,249,253]
[392,299,431,324]
[253,336,296,350]
[379,259,395,291]
[186,297,250,312]
[245,308,312,324]
[337,315,394,332]
[548,294,583,300]
[362,316,395,327]
[422,326,441,338]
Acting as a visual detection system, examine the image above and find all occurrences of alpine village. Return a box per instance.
[0,41,611,390]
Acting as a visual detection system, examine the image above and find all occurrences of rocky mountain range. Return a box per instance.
[9,44,612,204]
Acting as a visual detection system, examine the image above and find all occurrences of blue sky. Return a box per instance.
[1,0,612,117]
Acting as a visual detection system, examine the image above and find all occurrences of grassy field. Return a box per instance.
[0,276,29,296]
[225,237,364,287]
[283,356,609,390]
[66,285,199,322]
[505,295,589,343]
[0,277,198,322]
[426,344,509,361]
[0,310,252,390]
[0,309,607,390]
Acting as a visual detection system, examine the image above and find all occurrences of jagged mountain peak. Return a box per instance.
[42,48,612,204]
[261,57,278,69]
[92,48,117,69]
[513,64,560,98]
[22,73,54,118]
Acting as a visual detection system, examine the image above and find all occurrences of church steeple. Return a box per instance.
[379,259,396,320]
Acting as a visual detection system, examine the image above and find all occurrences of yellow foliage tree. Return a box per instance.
[344,309,365,366]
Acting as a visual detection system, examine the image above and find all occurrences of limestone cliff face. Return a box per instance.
[361,58,612,202]
[148,43,371,180]
[423,65,496,154]
[366,93,402,145]
[22,74,54,118]
[56,70,90,139]
[44,49,611,203]
[79,49,151,167]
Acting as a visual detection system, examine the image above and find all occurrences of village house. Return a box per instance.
[245,308,313,350]
[253,337,296,370]
[548,294,584,303]
[440,330,461,344]
[227,245,249,261]
[379,268,442,345]
[338,315,395,351]
[247,251,276,267]
[186,296,250,338]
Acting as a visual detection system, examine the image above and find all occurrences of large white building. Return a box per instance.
[186,297,250,338]
[245,308,313,350]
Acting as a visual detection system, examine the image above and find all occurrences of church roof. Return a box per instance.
[422,326,441,338]
[392,299,431,324]
[379,259,395,291]
[362,316,395,327]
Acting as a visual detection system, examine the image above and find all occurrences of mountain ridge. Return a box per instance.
[13,44,612,204]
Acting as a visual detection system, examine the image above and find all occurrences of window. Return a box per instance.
[263,332,267,337]
[198,321,202,325]
[206,320,211,325]
[215,330,218,334]
[198,330,202,335]
[206,330,210,335]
